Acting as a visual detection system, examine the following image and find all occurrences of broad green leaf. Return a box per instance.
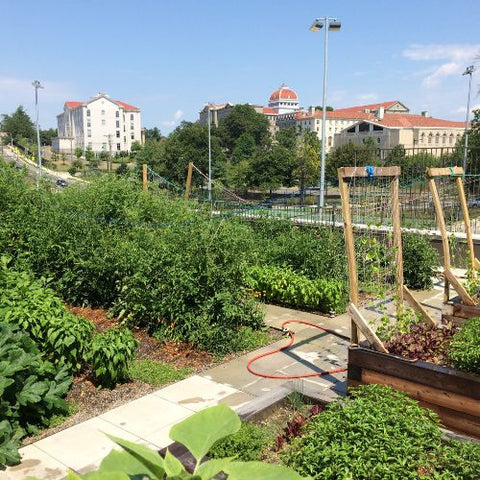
[224,461,310,480]
[98,449,155,478]
[169,405,241,464]
[195,458,232,478]
[164,449,185,477]
[83,472,130,480]
[107,434,165,478]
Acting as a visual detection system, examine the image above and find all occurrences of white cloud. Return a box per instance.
[423,62,462,87]
[402,44,480,62]
[173,109,184,120]
[161,109,184,128]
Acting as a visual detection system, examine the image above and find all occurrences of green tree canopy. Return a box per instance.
[40,128,57,146]
[294,132,320,193]
[327,139,380,177]
[231,133,256,165]
[218,104,271,153]
[1,106,35,144]
[144,127,163,141]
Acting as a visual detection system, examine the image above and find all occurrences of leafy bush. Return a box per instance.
[0,322,71,466]
[89,327,138,388]
[209,421,273,462]
[448,317,480,374]
[281,385,442,479]
[245,264,347,314]
[437,440,480,478]
[44,404,307,479]
[130,360,192,386]
[402,233,439,289]
[0,259,95,373]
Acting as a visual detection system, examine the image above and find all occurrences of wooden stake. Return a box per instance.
[444,268,476,306]
[185,162,193,201]
[428,176,451,303]
[349,303,388,353]
[456,176,476,276]
[391,175,404,312]
[142,164,148,191]
[338,169,359,344]
[402,285,436,326]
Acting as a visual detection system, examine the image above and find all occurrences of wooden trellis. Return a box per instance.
[339,165,435,352]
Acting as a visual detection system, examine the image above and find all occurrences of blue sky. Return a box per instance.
[1,0,479,134]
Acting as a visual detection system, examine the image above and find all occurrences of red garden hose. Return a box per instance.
[247,319,349,379]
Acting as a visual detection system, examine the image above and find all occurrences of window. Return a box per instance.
[116,120,120,128]
[130,123,134,130]
[124,136,126,143]
[87,129,91,137]
[373,125,383,131]
[442,133,447,144]
[328,136,332,147]
[101,109,105,115]
[449,134,454,145]
[420,133,425,144]
[435,133,440,144]
[102,142,107,150]
[130,133,135,140]
[116,111,119,118]
[87,121,91,127]
[377,137,381,143]
[117,143,121,151]
[116,131,120,138]
[347,126,356,133]
[101,119,106,126]
[428,133,433,144]
[130,114,134,121]
[86,109,91,117]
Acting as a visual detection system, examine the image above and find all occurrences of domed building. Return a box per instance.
[268,84,300,114]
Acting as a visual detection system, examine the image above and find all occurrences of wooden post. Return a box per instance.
[338,168,359,344]
[456,176,476,276]
[185,162,193,201]
[391,175,404,312]
[427,175,451,303]
[349,304,388,353]
[402,285,436,326]
[142,164,148,191]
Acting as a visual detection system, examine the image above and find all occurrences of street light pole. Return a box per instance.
[462,65,476,173]
[207,104,212,201]
[310,17,341,210]
[32,80,43,180]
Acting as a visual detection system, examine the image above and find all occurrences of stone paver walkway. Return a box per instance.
[3,292,443,479]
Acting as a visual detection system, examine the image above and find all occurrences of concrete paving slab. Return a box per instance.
[154,375,241,412]
[99,393,195,443]
[33,417,150,473]
[4,445,68,480]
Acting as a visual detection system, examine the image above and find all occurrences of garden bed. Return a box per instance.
[347,345,480,438]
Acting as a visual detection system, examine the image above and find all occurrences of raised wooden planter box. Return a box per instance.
[348,346,480,439]
[443,302,480,326]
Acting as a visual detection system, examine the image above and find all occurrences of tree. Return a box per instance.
[75,147,83,159]
[231,133,256,165]
[40,128,57,146]
[144,127,163,141]
[218,104,271,153]
[294,132,320,198]
[249,145,295,191]
[276,127,297,150]
[1,106,35,144]
[327,140,380,177]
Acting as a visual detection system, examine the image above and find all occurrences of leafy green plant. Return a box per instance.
[281,385,442,479]
[448,317,480,374]
[208,421,273,462]
[0,322,71,467]
[89,327,138,388]
[0,259,95,373]
[129,360,192,386]
[375,306,423,341]
[34,404,308,479]
[402,233,439,290]
[245,264,347,314]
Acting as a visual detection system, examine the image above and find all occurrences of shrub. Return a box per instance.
[208,421,273,462]
[89,327,138,388]
[281,384,442,479]
[448,317,480,374]
[0,259,95,373]
[402,233,439,289]
[0,322,71,466]
[245,264,347,314]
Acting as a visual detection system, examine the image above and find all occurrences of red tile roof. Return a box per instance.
[262,107,277,115]
[376,114,465,128]
[114,100,140,112]
[65,101,83,108]
[269,87,298,101]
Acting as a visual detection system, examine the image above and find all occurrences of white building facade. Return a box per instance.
[53,93,142,154]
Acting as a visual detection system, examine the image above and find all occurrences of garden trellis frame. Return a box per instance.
[427,166,478,307]
[338,165,435,352]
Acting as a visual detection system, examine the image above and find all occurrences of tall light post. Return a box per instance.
[32,80,44,179]
[207,103,212,201]
[310,17,341,209]
[462,65,476,173]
